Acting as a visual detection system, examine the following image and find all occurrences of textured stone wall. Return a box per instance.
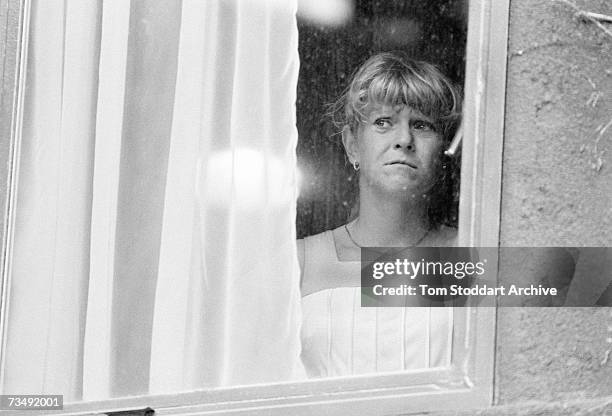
[496,0,612,409]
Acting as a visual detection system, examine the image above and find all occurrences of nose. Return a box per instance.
[394,121,414,150]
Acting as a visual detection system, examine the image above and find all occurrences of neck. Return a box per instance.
[349,186,431,247]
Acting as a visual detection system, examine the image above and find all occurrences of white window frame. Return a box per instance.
[0,0,509,414]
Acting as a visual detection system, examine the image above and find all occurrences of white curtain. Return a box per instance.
[1,0,303,402]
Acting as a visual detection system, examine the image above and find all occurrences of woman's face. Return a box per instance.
[345,103,443,199]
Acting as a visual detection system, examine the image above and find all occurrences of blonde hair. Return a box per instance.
[333,51,461,145]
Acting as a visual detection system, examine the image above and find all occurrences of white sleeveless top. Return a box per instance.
[300,230,453,378]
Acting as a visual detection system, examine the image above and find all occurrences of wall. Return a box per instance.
[497,0,611,405]
[501,0,611,247]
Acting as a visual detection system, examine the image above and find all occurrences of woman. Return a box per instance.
[297,52,462,378]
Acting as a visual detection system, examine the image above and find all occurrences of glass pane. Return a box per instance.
[296,0,468,378]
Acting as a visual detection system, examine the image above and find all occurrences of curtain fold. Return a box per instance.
[2,0,101,400]
[83,0,130,401]
[2,0,303,402]
[149,0,303,392]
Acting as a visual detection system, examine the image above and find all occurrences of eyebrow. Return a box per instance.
[403,106,432,120]
[365,108,394,120]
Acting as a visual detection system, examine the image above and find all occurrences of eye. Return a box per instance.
[373,118,392,128]
[412,120,436,131]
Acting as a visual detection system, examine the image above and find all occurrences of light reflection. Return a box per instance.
[297,0,354,26]
[221,0,354,27]
[200,148,294,210]
[372,18,423,48]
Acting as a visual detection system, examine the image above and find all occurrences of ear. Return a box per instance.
[341,125,360,165]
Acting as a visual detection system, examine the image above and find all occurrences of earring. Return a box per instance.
[352,161,360,171]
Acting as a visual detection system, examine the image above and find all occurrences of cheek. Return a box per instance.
[357,141,379,165]
[422,140,444,168]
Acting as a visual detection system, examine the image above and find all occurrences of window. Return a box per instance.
[0,0,508,414]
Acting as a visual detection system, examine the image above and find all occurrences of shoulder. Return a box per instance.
[297,230,335,266]
[298,227,362,296]
[426,225,458,247]
[297,227,349,292]
[297,229,335,273]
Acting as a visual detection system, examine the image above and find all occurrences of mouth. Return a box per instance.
[385,160,418,169]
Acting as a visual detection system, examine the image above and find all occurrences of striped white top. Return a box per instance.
[300,230,453,378]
